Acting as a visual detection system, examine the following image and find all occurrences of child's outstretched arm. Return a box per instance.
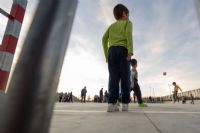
[102,28,109,62]
[125,21,133,60]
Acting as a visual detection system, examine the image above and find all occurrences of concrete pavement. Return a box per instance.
[50,102,200,133]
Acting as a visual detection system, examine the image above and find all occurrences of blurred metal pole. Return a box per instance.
[195,0,200,24]
[0,0,78,133]
[0,0,27,91]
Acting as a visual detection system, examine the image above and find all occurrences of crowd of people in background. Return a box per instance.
[57,86,109,103]
[58,92,73,102]
[94,88,109,103]
[57,82,196,105]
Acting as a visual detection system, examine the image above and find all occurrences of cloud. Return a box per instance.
[132,0,200,96]
[97,0,115,26]
[58,51,109,96]
[2,0,200,98]
[58,33,109,96]
[0,0,13,13]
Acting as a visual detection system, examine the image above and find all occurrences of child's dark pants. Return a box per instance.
[108,46,130,104]
[132,80,143,104]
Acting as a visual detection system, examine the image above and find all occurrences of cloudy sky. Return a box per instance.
[1,0,200,98]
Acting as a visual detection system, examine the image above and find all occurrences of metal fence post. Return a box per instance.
[0,0,27,92]
[0,0,78,133]
[195,0,200,24]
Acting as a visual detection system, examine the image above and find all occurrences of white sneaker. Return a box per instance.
[122,104,128,111]
[107,104,119,112]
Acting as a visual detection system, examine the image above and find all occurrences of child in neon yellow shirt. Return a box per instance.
[102,4,133,112]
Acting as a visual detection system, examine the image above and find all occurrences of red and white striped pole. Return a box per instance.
[0,0,27,92]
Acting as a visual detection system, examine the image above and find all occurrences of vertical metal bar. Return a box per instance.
[0,0,78,133]
[195,0,200,24]
[0,0,27,91]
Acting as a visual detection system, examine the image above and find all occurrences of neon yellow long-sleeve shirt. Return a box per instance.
[102,20,133,60]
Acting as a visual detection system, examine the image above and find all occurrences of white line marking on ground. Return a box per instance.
[142,111,200,114]
[54,110,105,113]
[54,110,200,114]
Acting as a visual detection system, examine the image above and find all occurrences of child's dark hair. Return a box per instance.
[172,82,176,85]
[113,4,129,20]
[131,58,137,66]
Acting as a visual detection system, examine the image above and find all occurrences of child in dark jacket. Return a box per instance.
[130,59,147,107]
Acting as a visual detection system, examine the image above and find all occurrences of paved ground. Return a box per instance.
[50,101,200,133]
